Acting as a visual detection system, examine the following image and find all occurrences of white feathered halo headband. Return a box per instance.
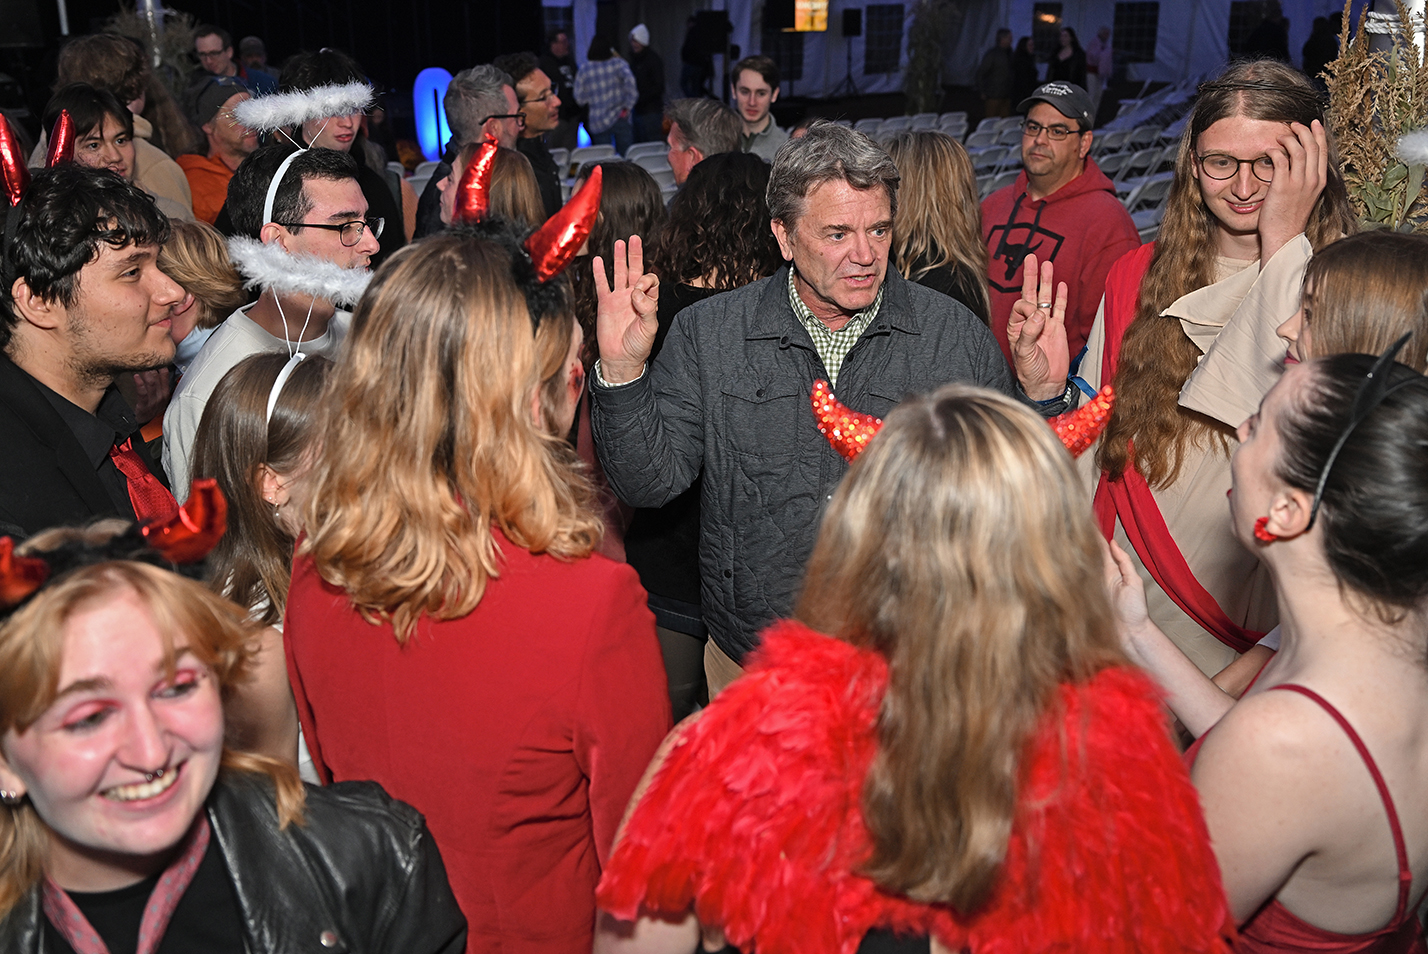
[225,82,378,306]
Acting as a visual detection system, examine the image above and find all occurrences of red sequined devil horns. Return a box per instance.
[140,479,229,564]
[812,380,1117,462]
[44,110,76,168]
[452,140,604,283]
[0,480,228,611]
[453,139,500,225]
[0,112,30,207]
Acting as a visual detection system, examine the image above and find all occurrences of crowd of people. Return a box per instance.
[1,19,1427,954]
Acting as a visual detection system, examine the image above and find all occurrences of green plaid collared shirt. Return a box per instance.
[787,268,884,390]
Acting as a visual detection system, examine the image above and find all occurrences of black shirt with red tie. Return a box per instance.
[0,352,169,540]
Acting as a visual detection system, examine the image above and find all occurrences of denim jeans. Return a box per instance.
[588,116,633,155]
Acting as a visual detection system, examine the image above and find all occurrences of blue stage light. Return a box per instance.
[413,67,454,161]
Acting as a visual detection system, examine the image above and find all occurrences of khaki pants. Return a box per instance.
[703,639,745,699]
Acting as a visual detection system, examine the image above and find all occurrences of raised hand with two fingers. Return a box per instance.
[594,234,660,385]
[1007,253,1071,402]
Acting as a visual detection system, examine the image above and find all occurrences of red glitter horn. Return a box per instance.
[45,109,76,167]
[453,139,499,225]
[813,381,1117,462]
[0,112,30,208]
[140,478,228,564]
[813,379,883,461]
[525,164,602,283]
[1049,385,1115,458]
[0,537,50,609]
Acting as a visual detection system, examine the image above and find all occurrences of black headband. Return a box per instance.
[1308,333,1417,529]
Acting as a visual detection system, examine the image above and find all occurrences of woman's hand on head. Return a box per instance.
[1008,253,1070,401]
[595,235,660,385]
[1259,120,1328,263]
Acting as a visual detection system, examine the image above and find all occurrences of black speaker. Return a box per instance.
[692,10,732,55]
[764,0,793,32]
[0,0,44,48]
[842,9,862,37]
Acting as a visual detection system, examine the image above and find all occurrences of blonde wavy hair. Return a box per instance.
[299,232,601,642]
[1098,59,1356,486]
[797,385,1124,912]
[157,220,248,330]
[0,551,305,920]
[885,130,991,320]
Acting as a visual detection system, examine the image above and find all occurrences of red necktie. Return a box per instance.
[108,437,179,525]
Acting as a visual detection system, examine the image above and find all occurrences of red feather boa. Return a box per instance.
[598,621,1234,954]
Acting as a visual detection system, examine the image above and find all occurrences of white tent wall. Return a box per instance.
[949,0,1366,89]
[541,0,1404,110]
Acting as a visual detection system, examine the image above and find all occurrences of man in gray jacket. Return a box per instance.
[591,122,1069,691]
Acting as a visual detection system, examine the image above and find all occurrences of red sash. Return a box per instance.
[1091,243,1262,653]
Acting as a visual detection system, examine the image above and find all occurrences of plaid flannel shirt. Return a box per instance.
[574,58,638,134]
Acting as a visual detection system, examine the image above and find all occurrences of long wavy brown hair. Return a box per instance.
[797,386,1124,911]
[649,151,783,289]
[299,233,601,643]
[0,555,305,920]
[1098,59,1356,486]
[884,130,992,320]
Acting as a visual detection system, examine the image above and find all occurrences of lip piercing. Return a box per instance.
[143,768,166,783]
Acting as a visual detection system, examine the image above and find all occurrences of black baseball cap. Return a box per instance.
[1017,82,1094,130]
[190,75,250,127]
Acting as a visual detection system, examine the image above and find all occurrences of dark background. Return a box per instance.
[2,0,548,130]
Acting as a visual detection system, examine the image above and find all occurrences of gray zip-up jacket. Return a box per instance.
[590,267,1015,662]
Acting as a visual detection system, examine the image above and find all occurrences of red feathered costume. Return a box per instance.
[598,621,1235,954]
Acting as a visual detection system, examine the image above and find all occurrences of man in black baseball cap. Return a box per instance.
[177,75,257,224]
[980,80,1139,364]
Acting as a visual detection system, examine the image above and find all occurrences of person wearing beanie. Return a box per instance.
[629,24,666,144]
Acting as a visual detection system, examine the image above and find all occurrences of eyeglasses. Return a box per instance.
[273,217,385,246]
[1197,153,1276,182]
[1022,119,1084,141]
[518,87,557,105]
[480,113,527,128]
[196,48,230,60]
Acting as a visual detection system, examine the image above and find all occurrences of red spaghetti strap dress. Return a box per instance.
[1190,684,1427,953]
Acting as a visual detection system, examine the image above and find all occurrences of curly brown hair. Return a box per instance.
[1098,59,1356,487]
[649,151,783,290]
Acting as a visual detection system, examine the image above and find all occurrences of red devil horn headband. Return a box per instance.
[525,164,602,282]
[0,480,228,611]
[812,381,1117,462]
[140,479,229,563]
[45,110,75,168]
[0,112,31,207]
[453,140,500,225]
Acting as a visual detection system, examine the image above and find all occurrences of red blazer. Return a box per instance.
[285,531,671,954]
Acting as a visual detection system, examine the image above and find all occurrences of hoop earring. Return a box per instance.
[1253,516,1279,543]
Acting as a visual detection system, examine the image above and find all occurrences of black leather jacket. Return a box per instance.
[0,772,468,954]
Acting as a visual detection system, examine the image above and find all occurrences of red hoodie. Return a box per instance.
[981,157,1141,365]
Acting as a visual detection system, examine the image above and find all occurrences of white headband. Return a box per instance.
[266,351,308,424]
[261,147,305,229]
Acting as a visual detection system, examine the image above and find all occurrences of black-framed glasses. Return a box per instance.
[1197,153,1276,182]
[273,216,385,246]
[1022,119,1083,141]
[480,113,527,128]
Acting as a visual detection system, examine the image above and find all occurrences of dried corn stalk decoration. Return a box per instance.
[1324,0,1428,232]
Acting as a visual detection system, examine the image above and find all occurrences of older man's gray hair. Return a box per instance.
[664,98,742,157]
[445,64,514,147]
[767,121,900,230]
